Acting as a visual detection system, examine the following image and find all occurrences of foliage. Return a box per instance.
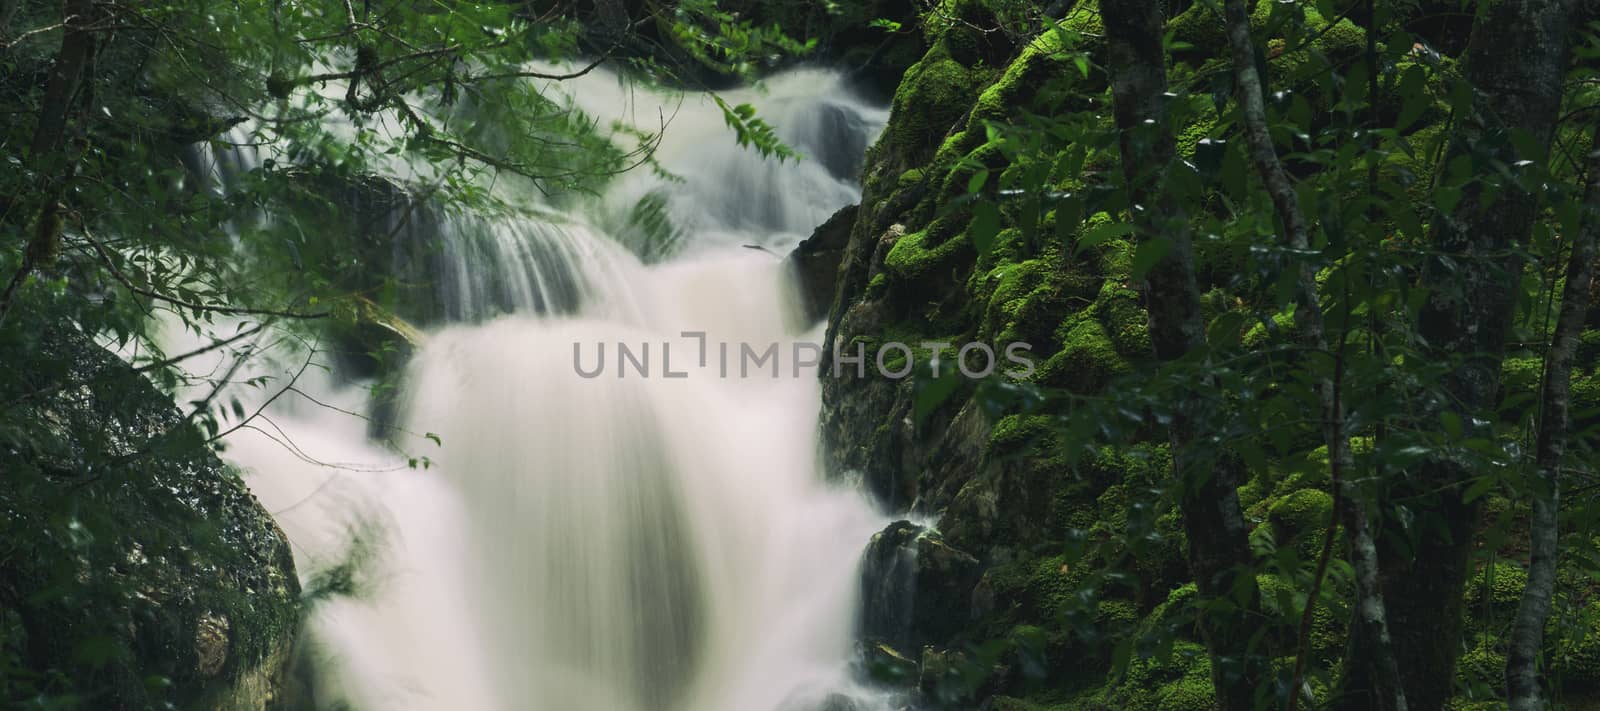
[830,0,1600,709]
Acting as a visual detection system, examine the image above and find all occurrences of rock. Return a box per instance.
[788,204,860,323]
[778,691,866,711]
[860,521,983,655]
[0,327,300,709]
[918,645,968,695]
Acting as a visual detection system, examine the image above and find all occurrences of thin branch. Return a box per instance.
[467,55,609,83]
[74,221,329,319]
[1223,1,1408,709]
[132,322,269,374]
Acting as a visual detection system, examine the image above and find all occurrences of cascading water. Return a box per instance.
[169,68,896,710]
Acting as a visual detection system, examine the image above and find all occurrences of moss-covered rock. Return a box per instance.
[1037,318,1131,393]
[0,329,299,709]
[1462,561,1528,618]
[1265,488,1336,558]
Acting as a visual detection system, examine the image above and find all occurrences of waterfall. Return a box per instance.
[167,67,895,710]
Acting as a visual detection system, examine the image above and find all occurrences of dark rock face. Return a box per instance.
[859,521,982,654]
[788,204,860,323]
[0,328,300,709]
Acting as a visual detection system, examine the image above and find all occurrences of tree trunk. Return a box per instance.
[1349,2,1576,709]
[0,0,96,325]
[1506,123,1600,711]
[1104,4,1265,709]
[30,0,94,163]
[1219,1,1408,708]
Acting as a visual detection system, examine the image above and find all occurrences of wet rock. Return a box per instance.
[860,521,983,654]
[788,204,860,323]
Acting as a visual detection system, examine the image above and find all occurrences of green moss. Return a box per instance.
[1256,573,1345,659]
[1174,109,1220,159]
[995,266,1082,347]
[866,272,888,299]
[1095,283,1152,357]
[1022,554,1092,622]
[897,168,926,189]
[990,413,1054,453]
[1575,329,1600,372]
[1575,373,1600,419]
[1455,641,1506,687]
[1101,640,1214,711]
[1502,356,1545,398]
[1154,666,1217,711]
[1038,318,1131,392]
[1551,603,1600,690]
[884,224,972,283]
[886,53,984,166]
[1263,488,1336,559]
[1463,561,1528,617]
[1236,476,1269,512]
[1242,309,1298,349]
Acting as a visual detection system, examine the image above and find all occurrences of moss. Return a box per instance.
[886,53,984,167]
[1095,283,1152,357]
[897,168,926,189]
[1575,329,1600,372]
[1101,640,1214,711]
[1256,573,1345,659]
[1551,603,1600,691]
[989,413,1054,453]
[995,268,1085,348]
[1575,373,1600,421]
[1501,356,1545,400]
[1455,641,1506,687]
[1037,318,1131,392]
[866,272,888,299]
[1265,488,1336,558]
[970,29,1083,125]
[1174,109,1220,160]
[1463,561,1528,617]
[1154,666,1217,711]
[1242,309,1299,349]
[884,223,973,284]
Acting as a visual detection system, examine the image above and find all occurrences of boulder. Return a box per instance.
[788,204,860,323]
[0,327,300,709]
[859,520,983,654]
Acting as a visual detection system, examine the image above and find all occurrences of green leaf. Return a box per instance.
[967,169,989,194]
[969,201,1002,256]
[1130,237,1171,278]
[1439,411,1462,439]
[1076,220,1134,253]
[1395,65,1429,131]
[914,370,962,426]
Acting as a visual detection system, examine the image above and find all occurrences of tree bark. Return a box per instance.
[1506,123,1600,711]
[0,0,96,325]
[1349,2,1576,709]
[1219,2,1407,709]
[1104,4,1266,709]
[29,0,94,163]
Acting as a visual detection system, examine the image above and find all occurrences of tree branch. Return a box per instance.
[75,222,330,320]
[1222,1,1408,709]
[1506,122,1600,711]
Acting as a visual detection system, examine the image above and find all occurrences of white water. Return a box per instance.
[165,68,894,710]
